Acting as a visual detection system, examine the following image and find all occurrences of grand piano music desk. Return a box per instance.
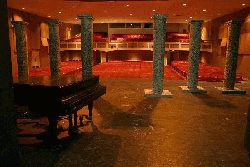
[13,75,106,143]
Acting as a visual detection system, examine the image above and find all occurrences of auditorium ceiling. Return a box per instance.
[7,0,250,23]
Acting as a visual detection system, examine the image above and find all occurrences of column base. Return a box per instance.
[215,87,246,94]
[144,89,173,98]
[180,86,207,94]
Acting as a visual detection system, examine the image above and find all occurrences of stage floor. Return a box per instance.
[17,79,250,166]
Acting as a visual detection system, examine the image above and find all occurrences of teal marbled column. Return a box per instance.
[78,14,94,77]
[224,20,244,90]
[187,20,204,89]
[46,20,61,77]
[11,21,29,77]
[152,14,168,94]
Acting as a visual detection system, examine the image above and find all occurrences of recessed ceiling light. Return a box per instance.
[131,24,132,25]
[203,9,206,12]
[153,9,156,12]
[151,17,153,18]
[75,18,78,19]
[126,4,129,7]
[22,8,25,10]
[101,22,104,23]
[185,20,188,21]
[190,17,192,18]
[48,16,51,18]
[59,12,62,14]
[183,4,186,6]
[242,4,246,6]
[130,14,132,16]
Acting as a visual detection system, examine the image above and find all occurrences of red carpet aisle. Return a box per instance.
[14,61,184,80]
[170,61,244,82]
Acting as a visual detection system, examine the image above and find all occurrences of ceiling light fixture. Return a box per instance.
[48,16,51,18]
[151,17,153,18]
[153,10,156,12]
[75,18,78,19]
[185,20,188,21]
[130,14,132,16]
[203,9,206,11]
[59,12,62,14]
[22,8,25,10]
[242,4,246,6]
[183,4,186,6]
[190,17,192,18]
[126,4,129,7]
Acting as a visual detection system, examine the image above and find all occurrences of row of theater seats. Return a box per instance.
[14,60,183,80]
[91,61,184,80]
[13,61,83,77]
[170,61,243,82]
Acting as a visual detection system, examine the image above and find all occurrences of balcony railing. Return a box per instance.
[60,41,212,52]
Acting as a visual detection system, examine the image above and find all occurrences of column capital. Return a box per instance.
[11,21,28,26]
[152,14,168,20]
[46,20,60,25]
[226,20,244,25]
[190,20,204,25]
[78,14,94,20]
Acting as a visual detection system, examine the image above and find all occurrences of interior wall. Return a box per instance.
[61,50,81,61]
[8,8,49,74]
[59,23,81,40]
[202,7,250,79]
[93,23,108,36]
[107,23,189,37]
[108,28,153,38]
[166,23,189,33]
[8,8,83,74]
[108,50,153,61]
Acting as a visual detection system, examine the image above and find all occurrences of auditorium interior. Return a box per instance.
[1,0,250,166]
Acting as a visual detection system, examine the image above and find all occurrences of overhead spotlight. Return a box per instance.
[151,17,153,18]
[22,8,25,10]
[48,16,51,18]
[153,9,156,12]
[75,18,78,19]
[242,4,246,6]
[183,4,186,6]
[59,12,62,14]
[185,20,188,21]
[130,14,132,16]
[190,17,192,18]
[126,4,129,7]
[203,9,206,12]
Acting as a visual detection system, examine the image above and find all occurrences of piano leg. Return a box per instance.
[88,102,93,120]
[74,112,78,127]
[47,116,58,144]
[68,113,78,135]
[68,114,73,131]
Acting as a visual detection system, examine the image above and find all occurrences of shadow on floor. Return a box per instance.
[19,122,122,167]
[94,97,160,128]
[192,93,237,109]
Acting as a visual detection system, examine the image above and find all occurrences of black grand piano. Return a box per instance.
[13,75,106,143]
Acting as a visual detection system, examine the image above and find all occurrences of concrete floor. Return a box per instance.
[18,78,250,166]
